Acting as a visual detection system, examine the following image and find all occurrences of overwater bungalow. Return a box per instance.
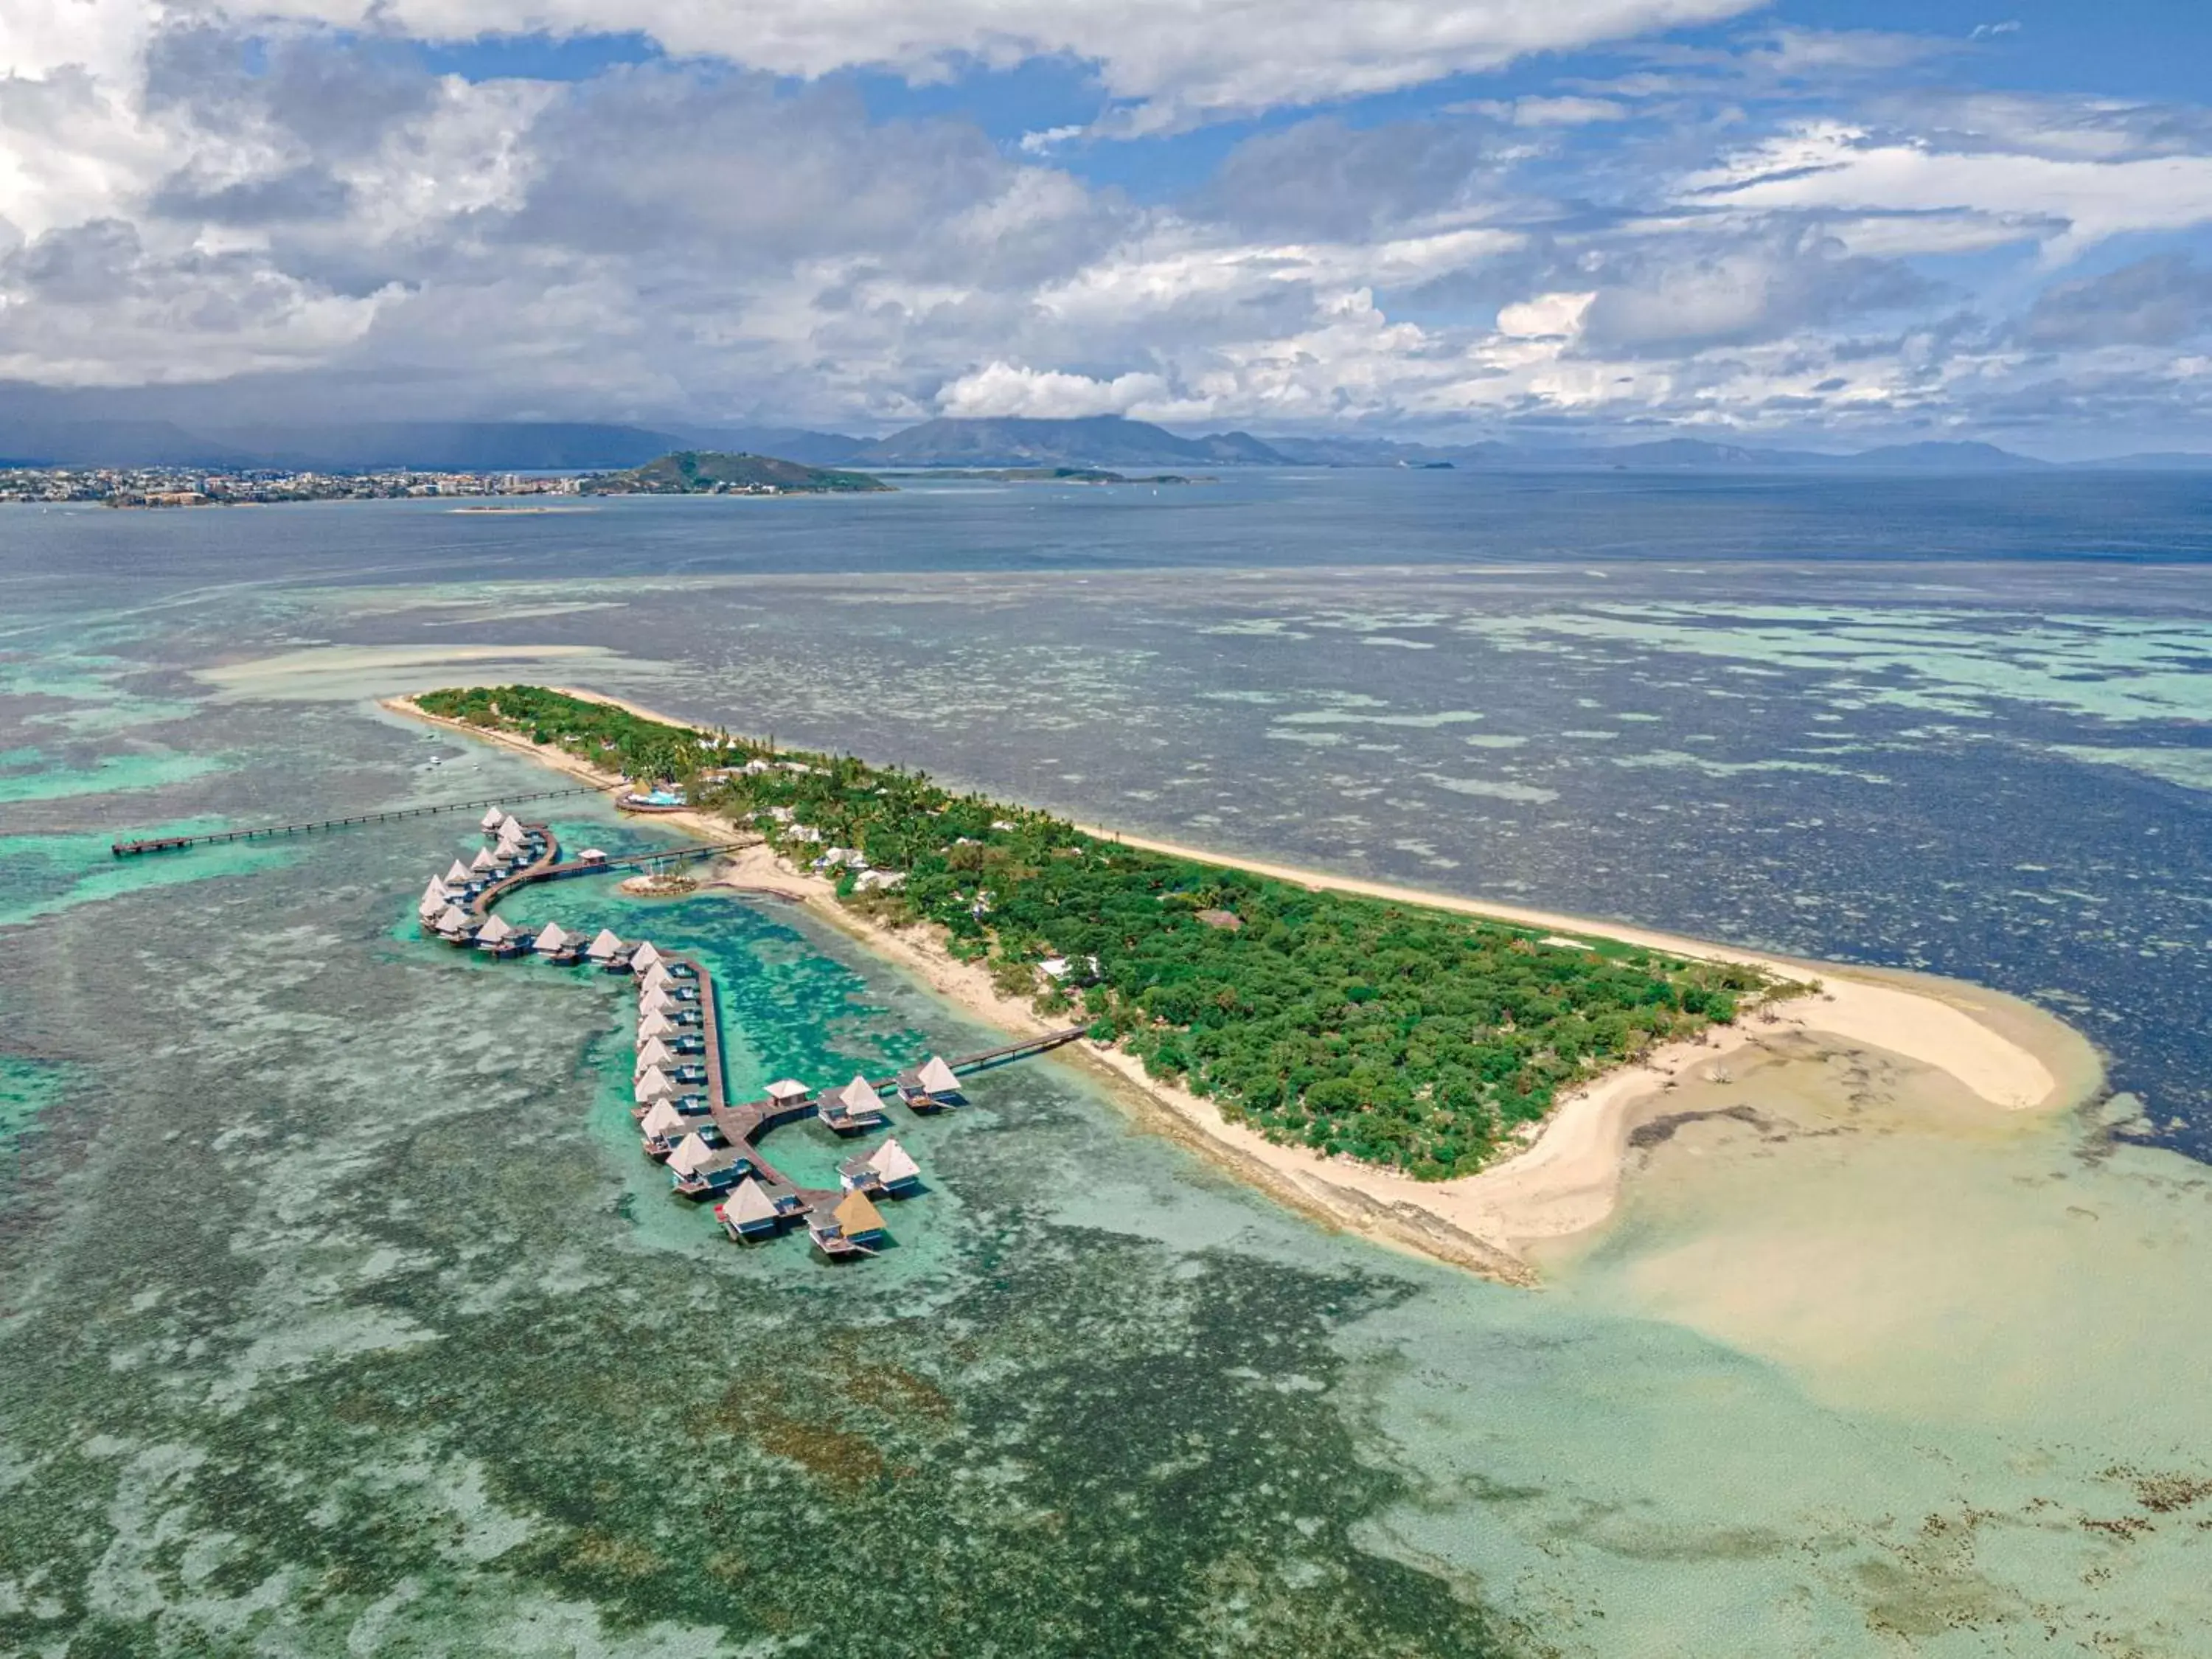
[479,807,504,832]
[808,1189,888,1256]
[818,1074,889,1135]
[475,914,526,956]
[585,928,629,968]
[838,1135,922,1197]
[714,1177,784,1240]
[444,858,474,888]
[669,1137,751,1197]
[635,1037,678,1076]
[470,847,498,875]
[634,1065,678,1105]
[638,1009,678,1042]
[417,877,450,920]
[533,921,579,962]
[434,902,479,943]
[630,942,664,975]
[896,1054,964,1110]
[764,1078,812,1112]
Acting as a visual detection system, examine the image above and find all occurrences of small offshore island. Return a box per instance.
[393,684,2094,1280]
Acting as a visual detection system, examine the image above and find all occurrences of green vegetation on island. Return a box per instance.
[417,685,1792,1180]
[583,450,892,495]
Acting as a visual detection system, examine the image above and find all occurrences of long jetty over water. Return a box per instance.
[111,784,613,858]
[417,807,1084,1260]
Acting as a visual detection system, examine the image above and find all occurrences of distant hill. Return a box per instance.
[1828,441,2048,472]
[852,416,1290,469]
[0,414,686,470]
[581,450,892,494]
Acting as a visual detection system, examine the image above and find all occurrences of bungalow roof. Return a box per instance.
[470,848,498,872]
[637,1010,676,1040]
[835,1074,886,1118]
[476,914,515,945]
[630,942,664,973]
[722,1178,779,1225]
[639,964,673,992]
[918,1055,961,1096]
[869,1137,921,1185]
[585,928,626,960]
[639,986,676,1014]
[667,1133,718,1176]
[436,904,475,933]
[479,807,504,830]
[765,1079,810,1103]
[832,1189,885,1237]
[639,1099,688,1138]
[534,921,572,953]
[636,1037,677,1072]
[445,860,473,886]
[634,1065,675,1102]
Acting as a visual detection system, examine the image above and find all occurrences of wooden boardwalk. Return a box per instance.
[422,810,1085,1256]
[113,784,613,857]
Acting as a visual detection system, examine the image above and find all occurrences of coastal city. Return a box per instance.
[0,465,585,506]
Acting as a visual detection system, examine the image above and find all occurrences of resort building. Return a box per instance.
[479,807,504,831]
[638,1009,678,1041]
[765,1078,811,1109]
[417,877,449,919]
[634,1065,677,1104]
[585,928,627,965]
[533,921,574,958]
[818,1074,889,1135]
[838,1135,922,1197]
[630,942,664,975]
[434,903,478,941]
[470,847,498,875]
[444,859,474,888]
[475,914,521,953]
[716,1178,782,1239]
[896,1054,964,1109]
[635,1037,677,1075]
[808,1189,888,1256]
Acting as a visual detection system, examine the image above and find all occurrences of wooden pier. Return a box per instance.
[112,784,613,857]
[416,808,1085,1260]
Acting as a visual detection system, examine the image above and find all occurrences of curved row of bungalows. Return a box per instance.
[807,1189,888,1257]
[895,1054,964,1111]
[816,1075,889,1136]
[836,1135,922,1198]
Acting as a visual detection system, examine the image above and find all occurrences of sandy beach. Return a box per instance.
[383,688,2104,1283]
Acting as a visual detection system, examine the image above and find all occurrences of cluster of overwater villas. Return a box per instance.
[413,807,967,1259]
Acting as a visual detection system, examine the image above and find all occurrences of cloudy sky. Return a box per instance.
[4,0,2212,453]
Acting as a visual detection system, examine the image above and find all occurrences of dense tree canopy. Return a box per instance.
[420,686,1793,1180]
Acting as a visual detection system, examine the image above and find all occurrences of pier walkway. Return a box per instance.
[419,807,1085,1260]
[113,784,613,857]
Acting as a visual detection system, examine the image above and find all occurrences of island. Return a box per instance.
[580,450,892,495]
[391,684,2087,1281]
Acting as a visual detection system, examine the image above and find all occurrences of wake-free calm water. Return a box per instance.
[3,470,2209,1655]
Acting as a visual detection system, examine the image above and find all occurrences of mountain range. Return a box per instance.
[1,401,2206,474]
